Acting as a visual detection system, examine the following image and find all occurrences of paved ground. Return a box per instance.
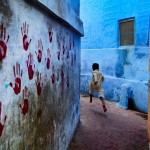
[69,95,149,150]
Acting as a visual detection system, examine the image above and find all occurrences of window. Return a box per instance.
[119,19,134,46]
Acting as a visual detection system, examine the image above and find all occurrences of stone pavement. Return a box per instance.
[69,95,149,150]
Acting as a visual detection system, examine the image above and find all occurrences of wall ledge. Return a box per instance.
[81,74,148,84]
[25,0,84,36]
[81,46,149,51]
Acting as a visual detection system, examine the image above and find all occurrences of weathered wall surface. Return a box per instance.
[0,0,83,149]
[80,0,149,113]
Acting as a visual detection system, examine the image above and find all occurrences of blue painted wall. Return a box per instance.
[80,0,150,113]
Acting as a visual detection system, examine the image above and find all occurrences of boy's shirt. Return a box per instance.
[90,69,103,91]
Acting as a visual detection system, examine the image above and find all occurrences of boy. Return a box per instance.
[89,63,107,112]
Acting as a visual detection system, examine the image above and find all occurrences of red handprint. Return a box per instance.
[48,27,53,43]
[56,68,59,82]
[44,73,47,81]
[72,38,74,48]
[35,39,43,63]
[19,86,29,115]
[57,51,60,61]
[35,72,42,96]
[69,38,72,51]
[26,52,34,80]
[0,102,7,137]
[51,65,55,84]
[61,65,64,95]
[0,23,9,61]
[62,44,65,55]
[10,62,23,95]
[21,22,31,51]
[74,52,76,62]
[66,50,69,59]
[69,36,74,51]
[71,53,74,67]
[46,48,51,69]
[66,74,69,87]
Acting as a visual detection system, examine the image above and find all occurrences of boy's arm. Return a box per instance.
[93,73,98,84]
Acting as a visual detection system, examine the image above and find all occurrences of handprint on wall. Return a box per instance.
[51,65,55,84]
[62,41,65,55]
[69,37,72,51]
[56,67,59,82]
[35,72,42,96]
[0,23,9,62]
[35,39,43,63]
[71,53,74,67]
[0,102,7,137]
[21,22,31,51]
[66,74,69,88]
[69,36,74,50]
[66,49,69,60]
[57,51,60,61]
[61,65,64,95]
[44,73,47,81]
[26,52,34,80]
[10,62,23,95]
[46,48,51,69]
[72,38,74,49]
[48,26,53,43]
[74,52,76,62]
[19,86,29,115]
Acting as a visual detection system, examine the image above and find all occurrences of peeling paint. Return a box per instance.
[0,0,12,26]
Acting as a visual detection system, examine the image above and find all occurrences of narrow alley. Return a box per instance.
[69,95,149,150]
[1,0,150,149]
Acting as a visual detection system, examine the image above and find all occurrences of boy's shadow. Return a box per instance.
[91,109,108,118]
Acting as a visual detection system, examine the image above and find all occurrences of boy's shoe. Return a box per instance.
[89,94,93,103]
[89,99,92,103]
[103,105,107,112]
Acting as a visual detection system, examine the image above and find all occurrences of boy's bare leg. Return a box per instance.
[89,94,93,103]
[100,97,107,112]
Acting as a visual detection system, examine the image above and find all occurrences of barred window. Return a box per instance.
[119,19,134,46]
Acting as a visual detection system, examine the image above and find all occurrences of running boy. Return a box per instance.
[89,63,107,112]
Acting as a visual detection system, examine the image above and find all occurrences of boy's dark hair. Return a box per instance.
[92,63,99,70]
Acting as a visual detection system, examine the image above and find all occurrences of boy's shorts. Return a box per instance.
[89,89,104,99]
